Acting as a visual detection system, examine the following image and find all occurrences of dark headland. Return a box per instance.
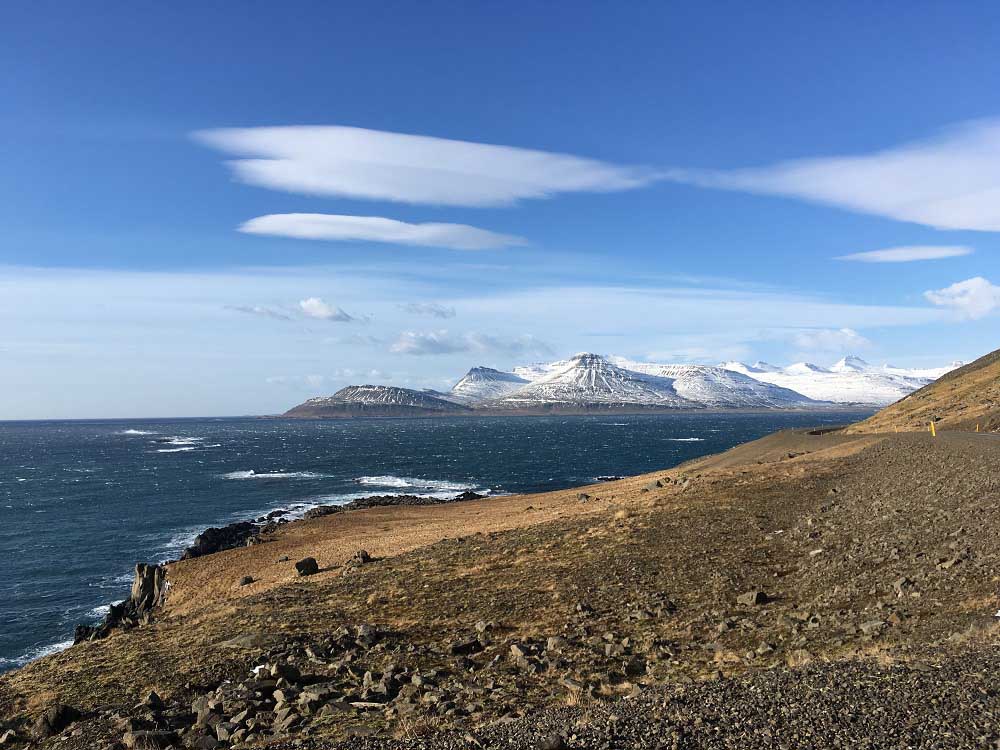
[2,348,1000,748]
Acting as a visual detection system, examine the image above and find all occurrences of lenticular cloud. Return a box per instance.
[666,118,1000,232]
[240,213,526,250]
[194,125,658,207]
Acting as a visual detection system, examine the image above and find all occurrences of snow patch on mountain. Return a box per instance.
[611,359,819,408]
[495,353,695,408]
[720,355,961,406]
[449,367,530,404]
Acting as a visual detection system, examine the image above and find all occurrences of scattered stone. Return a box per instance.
[348,549,373,566]
[122,730,177,749]
[295,557,319,576]
[860,619,886,635]
[737,590,769,607]
[538,733,567,750]
[238,575,254,586]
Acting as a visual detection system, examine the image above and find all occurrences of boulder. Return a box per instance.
[295,557,319,576]
[32,704,81,739]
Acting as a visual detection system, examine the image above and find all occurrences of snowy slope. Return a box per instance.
[493,353,696,408]
[612,359,819,408]
[285,385,470,416]
[720,356,960,406]
[449,367,530,404]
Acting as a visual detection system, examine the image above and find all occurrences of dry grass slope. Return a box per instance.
[848,346,1000,434]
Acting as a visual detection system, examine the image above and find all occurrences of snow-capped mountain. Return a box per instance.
[286,353,960,417]
[721,356,961,406]
[285,385,471,417]
[491,353,696,409]
[449,367,530,404]
[611,359,819,408]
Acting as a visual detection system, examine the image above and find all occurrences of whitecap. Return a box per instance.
[354,475,472,492]
[666,437,705,442]
[118,429,158,435]
[0,639,74,669]
[156,447,196,453]
[222,470,328,480]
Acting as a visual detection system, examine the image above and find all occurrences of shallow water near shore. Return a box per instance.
[0,411,872,671]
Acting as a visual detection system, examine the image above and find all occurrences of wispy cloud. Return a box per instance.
[790,327,872,353]
[836,245,973,263]
[924,277,1000,319]
[667,118,1000,231]
[399,302,456,319]
[194,125,657,207]
[298,297,354,321]
[226,304,293,321]
[390,329,552,357]
[240,213,525,250]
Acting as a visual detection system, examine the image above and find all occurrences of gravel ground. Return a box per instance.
[327,649,1000,749]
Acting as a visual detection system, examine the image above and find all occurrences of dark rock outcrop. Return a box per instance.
[74,563,167,643]
[303,490,487,520]
[181,521,258,560]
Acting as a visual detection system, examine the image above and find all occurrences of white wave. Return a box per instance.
[667,437,705,442]
[355,475,472,492]
[222,470,328,480]
[86,604,111,619]
[157,447,196,453]
[156,436,204,446]
[0,639,74,669]
[119,429,157,435]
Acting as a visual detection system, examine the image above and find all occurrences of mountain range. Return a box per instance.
[284,353,961,417]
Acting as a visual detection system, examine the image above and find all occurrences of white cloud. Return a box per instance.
[790,327,872,352]
[667,119,1000,231]
[924,277,1000,320]
[390,329,552,357]
[194,125,656,207]
[399,302,456,319]
[298,297,354,321]
[836,245,973,263]
[240,213,524,250]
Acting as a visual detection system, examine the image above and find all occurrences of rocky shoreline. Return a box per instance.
[71,489,490,644]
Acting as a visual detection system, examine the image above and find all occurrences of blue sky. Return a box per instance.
[3,2,1000,418]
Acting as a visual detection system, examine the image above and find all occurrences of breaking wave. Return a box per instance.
[0,639,74,670]
[222,470,329,480]
[667,437,705,442]
[354,475,473,492]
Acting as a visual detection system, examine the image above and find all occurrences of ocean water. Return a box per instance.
[0,411,872,671]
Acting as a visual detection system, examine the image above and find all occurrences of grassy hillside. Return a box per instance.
[848,347,1000,434]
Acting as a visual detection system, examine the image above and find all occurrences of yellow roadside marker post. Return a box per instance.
[930,421,937,437]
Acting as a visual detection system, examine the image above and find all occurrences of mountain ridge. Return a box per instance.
[284,353,960,417]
